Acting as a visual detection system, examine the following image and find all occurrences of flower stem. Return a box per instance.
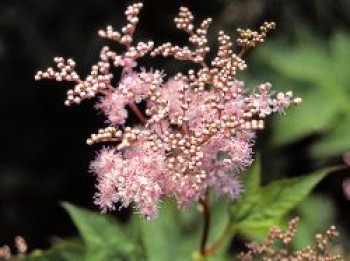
[199,196,211,257]
[128,102,147,125]
[204,226,233,257]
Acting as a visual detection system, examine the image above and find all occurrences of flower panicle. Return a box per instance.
[35,3,301,220]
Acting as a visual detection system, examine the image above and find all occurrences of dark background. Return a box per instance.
[0,0,349,252]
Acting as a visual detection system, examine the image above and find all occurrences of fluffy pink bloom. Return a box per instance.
[97,90,129,125]
[89,72,299,219]
[176,174,206,209]
[119,69,163,104]
[91,144,166,219]
[96,69,163,125]
[228,131,255,171]
[90,148,124,211]
[159,79,184,123]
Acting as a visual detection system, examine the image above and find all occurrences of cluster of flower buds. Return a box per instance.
[35,57,113,106]
[36,2,155,107]
[87,127,123,145]
[237,21,276,48]
[152,7,212,65]
[98,2,143,47]
[35,57,79,82]
[36,3,301,220]
[174,7,194,33]
[213,31,247,74]
[238,218,342,261]
[116,127,143,150]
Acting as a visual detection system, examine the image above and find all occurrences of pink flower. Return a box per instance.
[90,148,124,211]
[96,90,129,125]
[96,69,164,125]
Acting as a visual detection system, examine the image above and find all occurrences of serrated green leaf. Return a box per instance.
[231,169,329,238]
[62,202,140,261]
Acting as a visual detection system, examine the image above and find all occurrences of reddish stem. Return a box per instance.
[128,102,147,125]
[199,196,211,257]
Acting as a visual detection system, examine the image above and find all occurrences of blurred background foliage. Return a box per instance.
[0,0,349,259]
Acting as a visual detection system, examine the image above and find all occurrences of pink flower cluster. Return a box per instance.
[35,3,301,220]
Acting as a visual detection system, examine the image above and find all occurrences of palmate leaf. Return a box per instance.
[230,160,329,240]
[255,32,350,158]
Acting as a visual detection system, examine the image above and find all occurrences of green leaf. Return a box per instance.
[311,112,350,158]
[230,168,329,239]
[272,87,339,144]
[21,200,230,261]
[331,32,350,90]
[292,195,335,250]
[243,155,261,192]
[139,199,230,261]
[21,239,85,261]
[230,157,261,223]
[62,202,140,261]
[257,43,330,87]
[255,32,350,158]
[140,201,188,261]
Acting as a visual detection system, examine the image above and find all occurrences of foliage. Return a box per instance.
[229,157,330,240]
[255,32,350,158]
[292,194,335,250]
